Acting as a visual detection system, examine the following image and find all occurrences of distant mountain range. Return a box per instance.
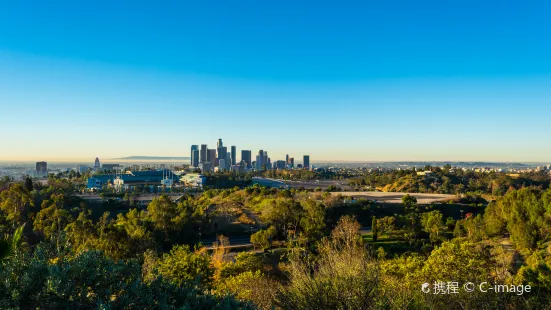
[115,156,190,160]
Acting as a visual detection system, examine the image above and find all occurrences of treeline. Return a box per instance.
[1,177,551,309]
[203,173,253,189]
[261,169,335,181]
[1,183,211,259]
[349,166,551,196]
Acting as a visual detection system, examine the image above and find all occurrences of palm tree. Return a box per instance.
[0,223,25,262]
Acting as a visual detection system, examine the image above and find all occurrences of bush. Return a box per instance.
[251,226,277,249]
[0,246,251,309]
[237,213,256,225]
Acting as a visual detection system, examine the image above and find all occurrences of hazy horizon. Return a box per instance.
[0,157,548,166]
[1,1,550,162]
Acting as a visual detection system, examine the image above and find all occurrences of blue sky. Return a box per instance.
[1,1,550,162]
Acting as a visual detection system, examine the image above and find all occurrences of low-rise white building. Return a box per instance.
[180,173,206,188]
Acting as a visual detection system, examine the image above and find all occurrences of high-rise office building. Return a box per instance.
[218,146,227,161]
[200,162,212,173]
[217,138,223,148]
[231,146,236,165]
[276,160,286,170]
[218,159,226,172]
[94,157,101,169]
[241,150,252,169]
[288,157,295,169]
[225,152,232,170]
[76,165,88,174]
[256,150,268,171]
[200,144,208,163]
[303,155,310,170]
[255,155,262,171]
[286,154,289,164]
[191,149,200,167]
[207,149,217,167]
[36,161,48,174]
[191,145,199,165]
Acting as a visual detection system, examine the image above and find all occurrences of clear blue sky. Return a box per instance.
[1,1,550,162]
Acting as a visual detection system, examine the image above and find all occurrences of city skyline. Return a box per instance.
[189,138,311,172]
[1,1,551,162]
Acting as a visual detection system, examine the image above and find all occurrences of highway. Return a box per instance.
[254,178,454,203]
[285,179,354,190]
[332,191,454,204]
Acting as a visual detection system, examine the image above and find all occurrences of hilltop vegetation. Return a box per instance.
[0,175,550,309]
[349,165,551,196]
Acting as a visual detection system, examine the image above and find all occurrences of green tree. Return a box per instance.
[372,215,378,242]
[299,200,326,241]
[421,210,444,243]
[0,246,251,309]
[218,252,264,281]
[261,199,302,237]
[0,183,34,226]
[453,219,467,238]
[402,194,418,213]
[278,216,378,309]
[33,194,72,239]
[445,217,456,231]
[421,240,494,283]
[147,194,178,231]
[115,208,155,254]
[155,245,214,286]
[515,252,551,290]
[64,210,96,253]
[219,271,278,310]
[251,226,277,249]
[23,177,33,192]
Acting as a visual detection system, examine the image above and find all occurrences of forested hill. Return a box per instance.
[0,175,550,308]
[348,167,551,196]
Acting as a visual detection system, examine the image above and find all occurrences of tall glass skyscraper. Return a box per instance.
[191,145,199,166]
[231,146,237,165]
[256,150,268,171]
[207,149,217,166]
[218,146,228,167]
[241,150,252,168]
[192,150,199,167]
[200,144,207,163]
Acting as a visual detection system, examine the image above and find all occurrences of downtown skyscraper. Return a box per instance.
[189,138,308,173]
[190,145,199,167]
[200,144,207,163]
[241,150,252,169]
[207,149,217,167]
[256,150,268,171]
[218,146,228,169]
[231,146,237,165]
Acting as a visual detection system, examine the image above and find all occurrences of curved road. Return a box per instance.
[332,191,454,204]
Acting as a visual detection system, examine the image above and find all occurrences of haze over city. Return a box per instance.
[1,1,551,162]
